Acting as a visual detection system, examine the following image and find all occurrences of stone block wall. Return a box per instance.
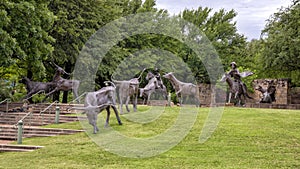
[198,83,212,105]
[290,87,300,104]
[198,84,226,106]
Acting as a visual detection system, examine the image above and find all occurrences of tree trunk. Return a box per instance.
[52,91,60,102]
[26,69,33,103]
[27,70,33,80]
[62,62,72,103]
[63,91,68,103]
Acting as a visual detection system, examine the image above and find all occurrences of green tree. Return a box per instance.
[95,0,163,85]
[179,7,247,83]
[261,0,300,85]
[0,0,55,79]
[47,0,124,102]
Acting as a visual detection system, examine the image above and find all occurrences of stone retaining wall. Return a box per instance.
[290,87,300,104]
[246,103,300,109]
[198,84,226,105]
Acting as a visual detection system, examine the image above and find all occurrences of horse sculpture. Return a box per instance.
[43,63,80,103]
[220,73,253,106]
[163,72,200,107]
[255,85,276,103]
[19,77,55,102]
[140,71,168,105]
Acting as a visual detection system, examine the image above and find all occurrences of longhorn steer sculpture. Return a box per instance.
[44,64,80,103]
[78,81,122,134]
[112,68,145,114]
[163,72,200,107]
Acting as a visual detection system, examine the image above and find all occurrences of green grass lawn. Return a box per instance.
[0,107,299,169]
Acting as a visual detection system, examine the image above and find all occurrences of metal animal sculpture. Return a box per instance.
[140,71,168,105]
[255,85,276,103]
[76,81,122,134]
[19,77,55,101]
[44,63,80,103]
[220,73,253,105]
[163,72,200,107]
[112,68,145,114]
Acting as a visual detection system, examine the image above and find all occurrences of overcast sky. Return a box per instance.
[155,0,291,40]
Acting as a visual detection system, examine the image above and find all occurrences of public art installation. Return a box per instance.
[255,85,276,103]
[139,71,168,105]
[19,77,56,101]
[112,68,145,114]
[220,62,253,105]
[80,81,122,134]
[163,72,200,107]
[43,63,80,103]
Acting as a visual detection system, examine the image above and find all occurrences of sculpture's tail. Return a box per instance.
[242,84,253,99]
[245,93,253,99]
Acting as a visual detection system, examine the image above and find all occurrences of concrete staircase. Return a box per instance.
[0,125,84,141]
[0,102,25,113]
[0,144,44,152]
[0,102,85,152]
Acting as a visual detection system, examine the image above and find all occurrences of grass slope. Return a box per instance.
[0,107,299,168]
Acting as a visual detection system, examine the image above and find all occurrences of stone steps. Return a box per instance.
[0,112,83,126]
[0,102,25,113]
[0,102,85,152]
[0,144,44,152]
[0,125,84,141]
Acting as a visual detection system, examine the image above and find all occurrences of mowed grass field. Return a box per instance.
[0,106,299,169]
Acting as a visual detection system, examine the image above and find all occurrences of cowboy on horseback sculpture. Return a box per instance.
[228,62,245,93]
[221,61,253,105]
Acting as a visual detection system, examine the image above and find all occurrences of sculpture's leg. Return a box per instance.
[105,107,111,128]
[112,105,122,125]
[243,94,247,106]
[234,92,238,99]
[147,92,152,105]
[237,95,241,106]
[125,96,130,112]
[133,94,137,112]
[180,96,184,106]
[164,89,168,100]
[195,95,201,107]
[73,89,79,103]
[87,111,98,134]
[119,95,124,114]
[175,89,182,96]
[228,93,232,103]
[43,88,58,102]
[25,90,36,99]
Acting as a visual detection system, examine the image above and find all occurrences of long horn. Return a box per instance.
[62,69,71,76]
[72,104,114,112]
[110,76,124,84]
[104,81,116,88]
[130,82,139,85]
[137,68,146,80]
[51,62,60,69]
[53,62,71,75]
[171,65,175,71]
